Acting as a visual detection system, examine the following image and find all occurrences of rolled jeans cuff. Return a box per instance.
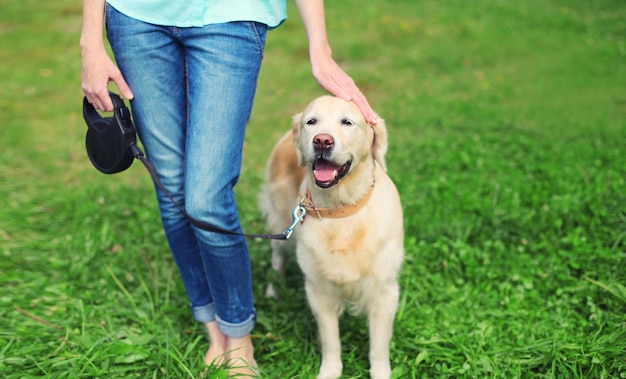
[192,304,256,338]
[217,310,256,338]
[192,303,216,323]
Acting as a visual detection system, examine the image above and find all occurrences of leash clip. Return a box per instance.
[282,205,306,239]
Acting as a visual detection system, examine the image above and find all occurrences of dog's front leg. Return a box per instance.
[367,282,399,379]
[305,279,343,379]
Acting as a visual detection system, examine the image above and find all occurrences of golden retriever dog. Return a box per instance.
[259,96,404,379]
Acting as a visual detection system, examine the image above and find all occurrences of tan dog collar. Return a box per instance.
[299,179,375,219]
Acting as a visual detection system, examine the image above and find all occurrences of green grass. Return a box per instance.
[1,0,625,378]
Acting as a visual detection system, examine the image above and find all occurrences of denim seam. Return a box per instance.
[104,3,111,31]
[247,21,265,57]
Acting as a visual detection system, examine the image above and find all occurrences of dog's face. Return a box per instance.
[292,96,387,189]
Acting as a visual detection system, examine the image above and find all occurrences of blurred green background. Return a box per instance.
[1,0,624,378]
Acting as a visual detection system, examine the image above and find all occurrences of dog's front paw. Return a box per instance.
[369,361,391,379]
[316,360,342,379]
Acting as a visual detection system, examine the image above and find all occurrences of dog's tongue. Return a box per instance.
[314,160,339,183]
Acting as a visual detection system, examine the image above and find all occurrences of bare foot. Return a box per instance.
[203,321,227,367]
[226,334,259,378]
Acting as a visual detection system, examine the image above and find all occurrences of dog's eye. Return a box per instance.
[305,118,317,126]
[341,118,355,126]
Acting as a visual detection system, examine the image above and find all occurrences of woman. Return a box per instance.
[80,0,376,375]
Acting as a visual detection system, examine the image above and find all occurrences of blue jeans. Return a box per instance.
[105,4,267,338]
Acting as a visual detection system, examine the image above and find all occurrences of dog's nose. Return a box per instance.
[313,133,334,150]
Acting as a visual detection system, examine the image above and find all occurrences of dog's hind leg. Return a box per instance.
[367,281,399,379]
[265,238,292,299]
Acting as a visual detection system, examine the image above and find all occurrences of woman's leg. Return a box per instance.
[105,3,226,359]
[107,5,267,372]
[180,21,267,373]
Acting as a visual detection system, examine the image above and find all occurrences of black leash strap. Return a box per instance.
[129,144,289,240]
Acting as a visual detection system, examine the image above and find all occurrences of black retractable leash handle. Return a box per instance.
[83,92,136,174]
[83,92,290,240]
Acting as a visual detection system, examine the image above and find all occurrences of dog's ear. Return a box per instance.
[371,117,388,171]
[291,112,306,167]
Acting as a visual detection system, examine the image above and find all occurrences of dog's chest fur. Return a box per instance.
[297,218,381,286]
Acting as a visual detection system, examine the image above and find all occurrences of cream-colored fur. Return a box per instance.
[259,96,404,379]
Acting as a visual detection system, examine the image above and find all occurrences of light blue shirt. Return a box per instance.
[107,0,287,28]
